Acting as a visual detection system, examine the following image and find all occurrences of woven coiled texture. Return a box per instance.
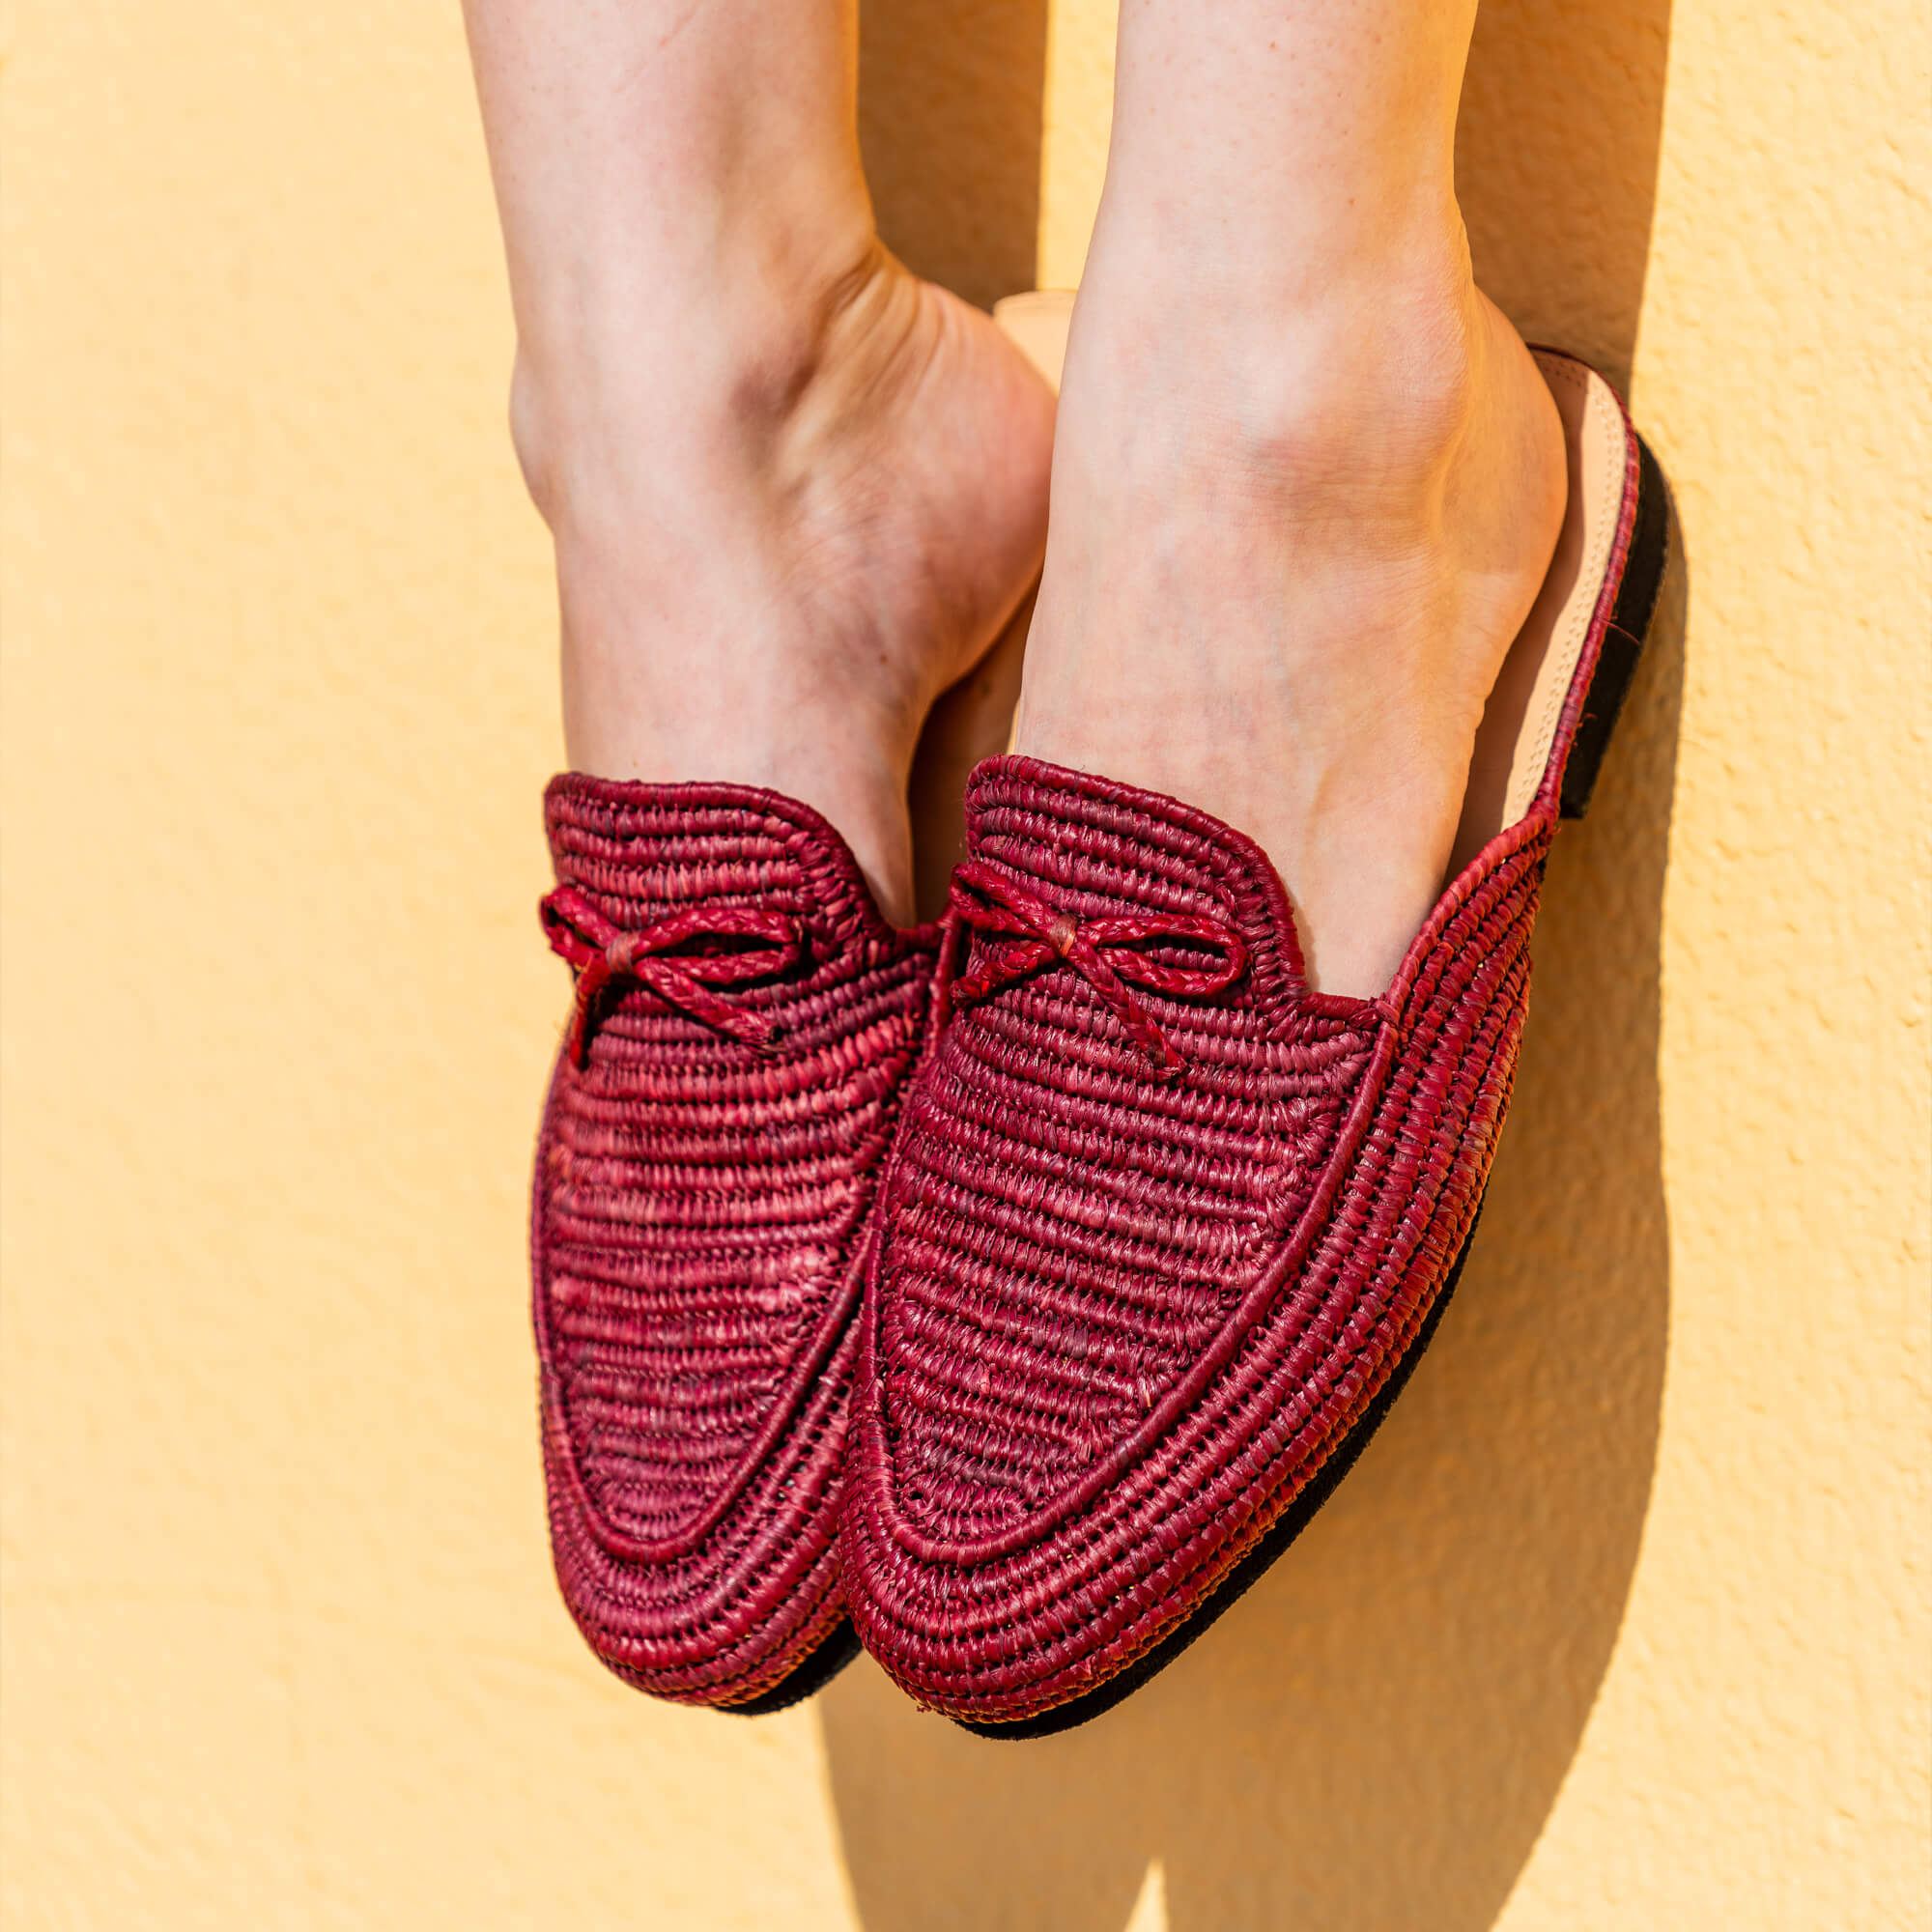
[843,756,1551,1722]
[534,774,936,1707]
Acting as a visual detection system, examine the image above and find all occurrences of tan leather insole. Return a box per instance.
[1449,349,1628,870]
[984,293,1631,881]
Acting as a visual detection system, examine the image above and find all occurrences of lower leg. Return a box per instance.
[1016,0,1565,993]
[464,0,1054,923]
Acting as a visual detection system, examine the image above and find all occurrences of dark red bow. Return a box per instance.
[540,886,801,1065]
[944,859,1248,1071]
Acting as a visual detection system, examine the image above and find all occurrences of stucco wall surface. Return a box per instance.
[3,0,1926,1927]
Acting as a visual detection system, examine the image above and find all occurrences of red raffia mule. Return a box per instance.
[842,346,1671,1733]
[531,777,941,1709]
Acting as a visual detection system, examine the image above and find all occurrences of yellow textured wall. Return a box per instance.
[3,0,1925,1924]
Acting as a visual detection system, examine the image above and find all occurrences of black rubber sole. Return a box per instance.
[1560,434,1670,820]
[723,1616,865,1718]
[956,432,1674,1742]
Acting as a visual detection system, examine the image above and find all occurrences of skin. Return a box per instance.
[464,0,1565,985]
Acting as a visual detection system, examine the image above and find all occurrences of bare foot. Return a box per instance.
[512,242,1055,926]
[1014,245,1566,995]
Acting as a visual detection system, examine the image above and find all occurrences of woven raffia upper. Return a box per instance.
[533,775,937,1706]
[843,756,1551,1721]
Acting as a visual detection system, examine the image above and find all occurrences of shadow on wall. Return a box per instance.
[859,0,1048,310]
[829,3,1678,1927]
[1458,0,1673,389]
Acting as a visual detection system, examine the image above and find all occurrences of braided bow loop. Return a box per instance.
[540,885,802,1065]
[945,858,1248,1071]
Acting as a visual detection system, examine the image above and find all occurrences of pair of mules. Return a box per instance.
[528,296,1669,1734]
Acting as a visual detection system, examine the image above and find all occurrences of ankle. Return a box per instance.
[1061,227,1492,521]
[511,239,1053,921]
[506,213,898,535]
[1020,243,1567,993]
